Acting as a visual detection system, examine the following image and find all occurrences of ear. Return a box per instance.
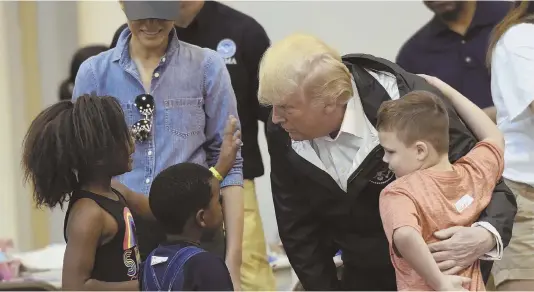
[195,209,207,228]
[414,141,429,161]
[323,98,338,114]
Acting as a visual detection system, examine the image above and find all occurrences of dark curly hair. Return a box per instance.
[22,94,132,209]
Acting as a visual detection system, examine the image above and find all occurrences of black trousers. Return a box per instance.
[134,214,226,261]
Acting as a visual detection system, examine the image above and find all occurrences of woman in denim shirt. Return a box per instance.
[72,1,244,289]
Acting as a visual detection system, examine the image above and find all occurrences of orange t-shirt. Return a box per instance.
[379,141,504,291]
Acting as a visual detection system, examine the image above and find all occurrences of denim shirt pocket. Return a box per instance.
[164,97,205,139]
[120,101,136,127]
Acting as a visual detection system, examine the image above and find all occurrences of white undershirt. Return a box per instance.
[292,69,398,191]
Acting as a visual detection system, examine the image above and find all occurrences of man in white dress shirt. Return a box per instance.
[258,33,517,291]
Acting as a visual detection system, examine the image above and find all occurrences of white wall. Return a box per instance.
[77,1,126,47]
[55,0,433,245]
[223,1,432,59]
[36,1,80,243]
[0,0,20,246]
[0,1,34,251]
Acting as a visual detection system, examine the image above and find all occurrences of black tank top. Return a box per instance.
[63,189,140,282]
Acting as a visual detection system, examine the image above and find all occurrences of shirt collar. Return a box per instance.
[428,1,509,36]
[324,79,367,142]
[111,26,180,63]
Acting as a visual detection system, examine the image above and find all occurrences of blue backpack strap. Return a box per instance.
[143,248,162,291]
[162,246,205,291]
[143,246,185,291]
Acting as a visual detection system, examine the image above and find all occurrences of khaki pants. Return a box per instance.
[241,180,277,291]
[491,179,534,287]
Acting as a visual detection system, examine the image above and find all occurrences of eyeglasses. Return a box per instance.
[131,94,155,142]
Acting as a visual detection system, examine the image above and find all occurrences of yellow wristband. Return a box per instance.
[209,167,223,181]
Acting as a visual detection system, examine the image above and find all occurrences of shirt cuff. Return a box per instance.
[472,221,503,260]
[220,172,243,189]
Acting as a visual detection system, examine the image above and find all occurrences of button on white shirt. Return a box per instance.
[311,125,363,191]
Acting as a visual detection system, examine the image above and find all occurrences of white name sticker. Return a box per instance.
[455,194,474,213]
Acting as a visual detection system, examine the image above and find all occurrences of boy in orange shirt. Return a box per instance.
[377,75,505,291]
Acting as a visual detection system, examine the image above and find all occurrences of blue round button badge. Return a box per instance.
[216,38,237,59]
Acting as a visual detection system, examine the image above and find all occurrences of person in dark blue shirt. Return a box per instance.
[396,1,512,122]
[140,121,242,292]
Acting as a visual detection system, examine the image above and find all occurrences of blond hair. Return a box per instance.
[376,91,450,154]
[258,33,353,106]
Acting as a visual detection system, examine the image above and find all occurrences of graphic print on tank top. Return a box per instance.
[122,207,140,280]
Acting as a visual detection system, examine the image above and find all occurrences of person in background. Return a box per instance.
[396,1,512,122]
[486,1,534,290]
[59,45,108,101]
[73,1,244,289]
[111,1,275,290]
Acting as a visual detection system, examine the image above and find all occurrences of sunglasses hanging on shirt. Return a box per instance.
[132,94,155,142]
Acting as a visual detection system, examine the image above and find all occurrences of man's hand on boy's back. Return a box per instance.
[215,115,242,178]
[429,226,496,275]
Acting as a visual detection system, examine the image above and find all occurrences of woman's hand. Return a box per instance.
[214,115,242,178]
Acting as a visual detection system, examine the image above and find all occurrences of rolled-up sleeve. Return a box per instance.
[203,51,243,188]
